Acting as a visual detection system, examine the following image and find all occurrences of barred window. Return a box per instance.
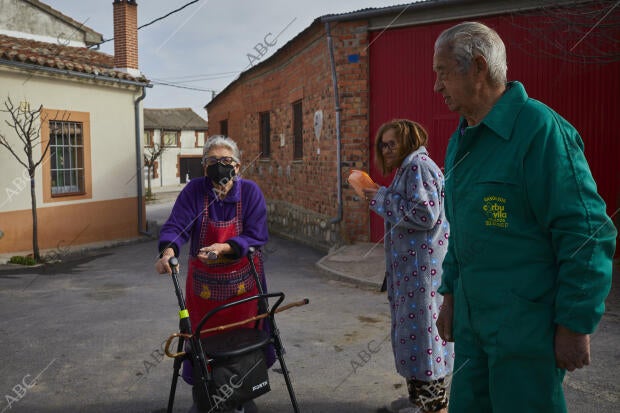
[220,119,228,136]
[259,111,270,158]
[292,100,303,159]
[50,121,84,196]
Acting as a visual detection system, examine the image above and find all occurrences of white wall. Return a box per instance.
[144,130,203,188]
[0,0,88,46]
[0,67,142,213]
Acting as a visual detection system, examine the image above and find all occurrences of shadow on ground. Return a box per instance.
[0,252,113,276]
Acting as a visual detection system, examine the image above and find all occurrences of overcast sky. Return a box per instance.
[42,0,406,120]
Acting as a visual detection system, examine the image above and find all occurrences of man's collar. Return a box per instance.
[459,81,528,140]
[481,81,528,140]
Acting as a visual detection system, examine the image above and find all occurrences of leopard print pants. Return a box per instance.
[407,376,449,412]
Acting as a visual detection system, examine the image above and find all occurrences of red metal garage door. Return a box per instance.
[368,13,619,244]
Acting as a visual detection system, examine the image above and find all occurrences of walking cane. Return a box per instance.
[164,298,310,359]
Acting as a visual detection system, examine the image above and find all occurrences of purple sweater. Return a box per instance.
[158,177,268,258]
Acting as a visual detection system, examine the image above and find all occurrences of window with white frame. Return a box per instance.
[162,131,179,146]
[144,130,153,146]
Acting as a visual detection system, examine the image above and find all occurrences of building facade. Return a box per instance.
[206,21,370,250]
[143,108,209,189]
[206,0,619,250]
[0,0,150,255]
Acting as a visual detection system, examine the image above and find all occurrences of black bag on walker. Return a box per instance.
[192,328,271,411]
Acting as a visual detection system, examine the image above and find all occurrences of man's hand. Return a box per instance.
[155,248,176,275]
[436,293,454,342]
[555,324,590,371]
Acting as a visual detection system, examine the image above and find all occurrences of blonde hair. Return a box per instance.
[375,119,428,175]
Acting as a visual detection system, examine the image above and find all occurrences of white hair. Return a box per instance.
[435,21,507,86]
[202,135,240,163]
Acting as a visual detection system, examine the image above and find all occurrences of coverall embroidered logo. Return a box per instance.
[482,195,509,228]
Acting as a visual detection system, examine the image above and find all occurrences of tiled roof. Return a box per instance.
[0,34,148,83]
[144,108,209,131]
[321,1,429,21]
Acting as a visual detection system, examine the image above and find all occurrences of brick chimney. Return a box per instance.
[113,0,140,76]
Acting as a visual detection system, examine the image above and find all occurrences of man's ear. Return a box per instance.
[473,54,489,80]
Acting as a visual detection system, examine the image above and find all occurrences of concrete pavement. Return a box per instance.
[316,242,620,412]
[0,235,403,413]
[0,188,618,412]
[316,242,385,290]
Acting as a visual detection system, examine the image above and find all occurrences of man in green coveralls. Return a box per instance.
[433,22,617,412]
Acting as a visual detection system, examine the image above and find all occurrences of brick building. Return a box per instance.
[206,19,370,251]
[206,0,620,251]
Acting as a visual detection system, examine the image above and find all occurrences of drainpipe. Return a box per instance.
[325,22,343,225]
[134,86,150,236]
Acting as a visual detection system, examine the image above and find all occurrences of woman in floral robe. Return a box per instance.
[364,120,454,413]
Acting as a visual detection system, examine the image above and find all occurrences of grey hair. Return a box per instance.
[435,21,507,86]
[202,135,240,163]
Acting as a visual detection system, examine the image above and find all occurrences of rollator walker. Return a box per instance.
[163,247,308,412]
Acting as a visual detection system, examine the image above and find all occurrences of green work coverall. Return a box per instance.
[438,81,617,412]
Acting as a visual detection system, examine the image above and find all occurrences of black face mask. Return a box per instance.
[206,163,236,185]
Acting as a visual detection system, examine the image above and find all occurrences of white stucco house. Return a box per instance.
[143,108,209,188]
[0,0,151,255]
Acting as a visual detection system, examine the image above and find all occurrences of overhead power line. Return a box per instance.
[150,80,217,93]
[151,70,240,82]
[150,73,238,84]
[89,0,205,49]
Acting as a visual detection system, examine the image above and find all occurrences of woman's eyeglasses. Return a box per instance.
[379,141,398,151]
[203,156,236,166]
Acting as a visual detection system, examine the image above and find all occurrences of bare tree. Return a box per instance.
[144,143,166,199]
[0,97,52,262]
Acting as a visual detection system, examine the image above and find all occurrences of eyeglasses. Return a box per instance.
[379,141,398,151]
[203,156,237,166]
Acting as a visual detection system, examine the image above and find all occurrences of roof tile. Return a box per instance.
[144,108,209,131]
[0,34,148,83]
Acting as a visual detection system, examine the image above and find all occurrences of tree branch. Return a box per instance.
[0,133,29,169]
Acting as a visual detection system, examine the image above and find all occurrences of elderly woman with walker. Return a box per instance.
[155,135,270,413]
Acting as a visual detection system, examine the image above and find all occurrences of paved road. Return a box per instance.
[0,196,617,412]
[145,197,178,228]
[0,237,405,413]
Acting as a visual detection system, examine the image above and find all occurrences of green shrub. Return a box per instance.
[8,255,37,266]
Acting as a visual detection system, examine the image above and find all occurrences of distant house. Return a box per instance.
[143,108,209,187]
[0,0,150,255]
[206,0,620,251]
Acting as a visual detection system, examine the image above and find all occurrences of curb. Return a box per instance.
[0,234,156,273]
[315,248,383,291]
